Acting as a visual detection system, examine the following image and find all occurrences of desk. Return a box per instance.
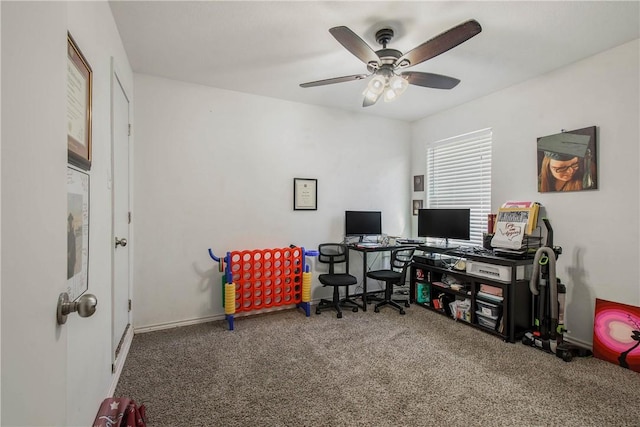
[347,244,418,311]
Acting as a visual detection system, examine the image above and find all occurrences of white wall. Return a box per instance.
[411,39,640,347]
[132,75,411,330]
[2,1,133,425]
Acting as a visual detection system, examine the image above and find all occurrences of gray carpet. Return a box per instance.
[116,306,640,426]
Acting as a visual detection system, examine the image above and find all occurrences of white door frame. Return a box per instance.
[109,57,134,392]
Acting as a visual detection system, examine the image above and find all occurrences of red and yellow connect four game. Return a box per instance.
[228,247,303,313]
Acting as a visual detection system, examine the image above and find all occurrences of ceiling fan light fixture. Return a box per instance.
[383,87,398,102]
[363,89,382,105]
[389,75,408,93]
[383,75,409,102]
[366,75,386,95]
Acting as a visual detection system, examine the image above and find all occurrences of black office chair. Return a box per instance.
[366,247,415,315]
[316,243,360,319]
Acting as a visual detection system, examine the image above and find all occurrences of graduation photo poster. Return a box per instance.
[537,126,597,193]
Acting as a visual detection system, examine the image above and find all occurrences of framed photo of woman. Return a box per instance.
[537,126,597,193]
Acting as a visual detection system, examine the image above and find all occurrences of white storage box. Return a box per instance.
[465,260,531,283]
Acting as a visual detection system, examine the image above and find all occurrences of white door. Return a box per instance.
[112,68,131,365]
[2,3,68,425]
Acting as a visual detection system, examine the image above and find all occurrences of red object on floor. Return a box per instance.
[93,397,146,427]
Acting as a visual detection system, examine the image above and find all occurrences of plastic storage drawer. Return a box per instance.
[475,311,498,329]
[476,299,500,318]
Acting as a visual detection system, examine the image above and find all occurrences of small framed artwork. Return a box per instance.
[67,166,90,300]
[67,32,93,170]
[412,199,423,216]
[293,178,317,211]
[413,175,424,192]
[537,126,597,193]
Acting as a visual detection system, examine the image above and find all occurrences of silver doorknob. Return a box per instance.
[115,237,127,248]
[57,292,98,325]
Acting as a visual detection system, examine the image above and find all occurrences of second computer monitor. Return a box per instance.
[345,210,382,238]
[418,208,470,241]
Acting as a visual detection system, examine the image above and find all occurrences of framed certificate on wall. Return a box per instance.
[67,32,92,170]
[293,178,317,211]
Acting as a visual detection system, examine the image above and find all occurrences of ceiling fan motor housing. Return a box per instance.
[375,28,394,47]
[373,28,405,69]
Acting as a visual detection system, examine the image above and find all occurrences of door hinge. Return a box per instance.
[128,211,131,224]
[112,363,115,374]
[128,123,131,136]
[128,299,132,312]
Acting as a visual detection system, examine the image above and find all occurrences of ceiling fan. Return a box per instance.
[300,19,482,107]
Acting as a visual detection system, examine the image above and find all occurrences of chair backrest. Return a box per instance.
[391,247,415,282]
[317,243,349,274]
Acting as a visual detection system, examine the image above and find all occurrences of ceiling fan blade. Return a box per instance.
[402,71,461,89]
[300,74,369,88]
[396,19,482,69]
[329,26,380,67]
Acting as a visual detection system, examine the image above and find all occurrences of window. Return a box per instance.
[425,128,492,247]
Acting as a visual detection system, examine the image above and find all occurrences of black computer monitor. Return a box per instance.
[418,208,470,241]
[345,211,382,238]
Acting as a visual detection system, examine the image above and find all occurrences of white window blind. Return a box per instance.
[425,128,492,247]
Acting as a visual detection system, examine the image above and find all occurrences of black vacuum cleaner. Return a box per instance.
[522,218,591,362]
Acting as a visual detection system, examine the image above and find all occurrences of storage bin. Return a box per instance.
[476,299,500,318]
[476,311,498,329]
[416,283,430,304]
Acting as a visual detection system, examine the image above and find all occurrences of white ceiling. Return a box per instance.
[109,1,640,122]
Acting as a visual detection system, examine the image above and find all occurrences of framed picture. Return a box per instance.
[413,175,424,192]
[67,32,92,170]
[293,178,317,211]
[537,126,597,193]
[593,298,640,373]
[67,166,90,300]
[412,199,423,216]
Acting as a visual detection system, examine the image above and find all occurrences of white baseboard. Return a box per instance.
[133,302,317,334]
[563,334,593,350]
[108,326,134,397]
[134,313,227,334]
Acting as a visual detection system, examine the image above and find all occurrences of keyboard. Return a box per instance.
[422,245,459,251]
[357,242,382,248]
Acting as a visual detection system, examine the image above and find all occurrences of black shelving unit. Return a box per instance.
[409,247,534,343]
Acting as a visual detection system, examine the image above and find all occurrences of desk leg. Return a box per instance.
[361,251,367,311]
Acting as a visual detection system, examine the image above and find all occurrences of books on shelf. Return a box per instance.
[479,284,503,297]
[432,281,449,288]
[477,291,503,303]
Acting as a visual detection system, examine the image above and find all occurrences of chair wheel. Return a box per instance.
[337,312,343,319]
[352,307,358,312]
[316,308,321,315]
[399,309,406,315]
[404,302,410,307]
[374,307,380,313]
